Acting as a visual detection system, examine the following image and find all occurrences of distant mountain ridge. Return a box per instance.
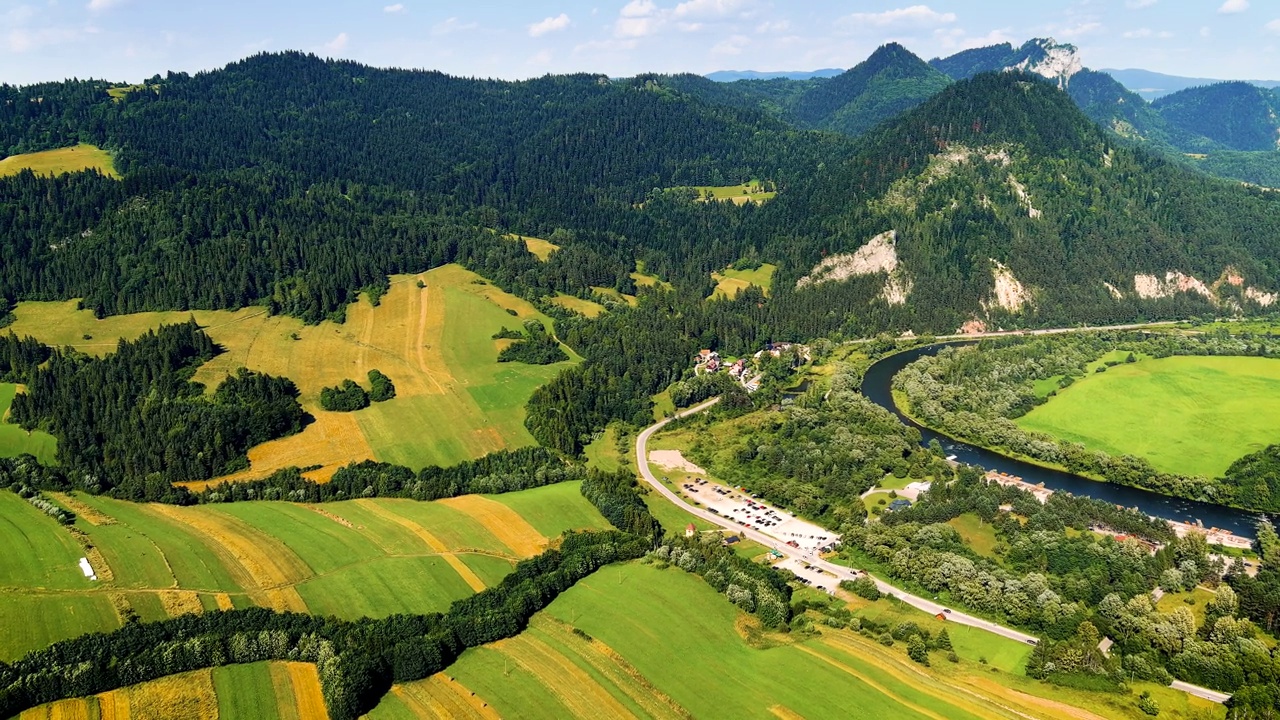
[1103,68,1280,101]
[706,69,843,82]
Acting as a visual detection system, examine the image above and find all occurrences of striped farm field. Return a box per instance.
[437,563,1153,720]
[7,264,578,484]
[16,662,326,720]
[0,483,607,662]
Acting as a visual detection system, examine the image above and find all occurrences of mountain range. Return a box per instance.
[2,48,1280,339]
[1100,68,1280,101]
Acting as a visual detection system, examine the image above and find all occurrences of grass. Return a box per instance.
[946,513,1001,558]
[1156,587,1217,626]
[8,264,578,483]
[453,563,1020,720]
[0,143,119,178]
[0,384,58,464]
[709,263,777,299]
[583,425,623,473]
[590,286,638,307]
[548,293,606,318]
[651,388,675,421]
[0,483,607,663]
[690,181,777,205]
[505,233,560,261]
[214,662,281,720]
[1017,355,1280,477]
[847,595,1032,674]
[630,260,672,291]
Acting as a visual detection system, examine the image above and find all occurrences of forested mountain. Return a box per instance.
[1152,82,1280,152]
[790,43,951,137]
[707,69,843,82]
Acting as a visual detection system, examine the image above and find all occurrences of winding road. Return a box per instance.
[635,396,1232,704]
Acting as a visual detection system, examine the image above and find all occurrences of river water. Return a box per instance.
[860,343,1267,539]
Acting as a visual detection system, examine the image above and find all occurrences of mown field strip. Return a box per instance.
[531,615,692,720]
[355,499,488,592]
[437,495,548,557]
[491,634,637,720]
[144,505,310,611]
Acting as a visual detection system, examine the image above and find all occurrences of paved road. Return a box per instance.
[635,396,1232,704]
[1169,681,1232,704]
[847,319,1185,344]
[636,399,1038,644]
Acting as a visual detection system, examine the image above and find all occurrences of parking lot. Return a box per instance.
[674,477,838,554]
[774,557,841,594]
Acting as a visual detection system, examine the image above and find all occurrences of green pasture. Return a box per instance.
[709,263,777,299]
[1017,355,1280,477]
[946,513,1001,558]
[496,563,993,720]
[366,498,513,555]
[213,502,380,575]
[296,556,477,619]
[849,596,1032,674]
[583,425,624,473]
[0,384,58,464]
[355,280,576,470]
[0,592,120,662]
[485,482,612,539]
[0,492,90,590]
[690,181,777,204]
[0,143,119,178]
[213,662,280,720]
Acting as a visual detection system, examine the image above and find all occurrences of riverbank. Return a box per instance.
[861,342,1264,539]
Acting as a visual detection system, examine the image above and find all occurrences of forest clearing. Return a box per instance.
[5,264,578,482]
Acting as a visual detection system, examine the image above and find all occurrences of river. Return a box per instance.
[861,343,1266,539]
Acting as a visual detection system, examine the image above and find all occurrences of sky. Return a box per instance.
[2,0,1278,86]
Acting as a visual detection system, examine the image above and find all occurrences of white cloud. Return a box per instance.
[933,27,1015,52]
[616,0,661,37]
[529,13,571,37]
[383,4,404,13]
[1057,21,1103,38]
[1218,0,1249,14]
[86,0,122,11]
[6,26,80,53]
[839,5,957,30]
[431,17,477,36]
[323,32,349,52]
[673,0,749,19]
[711,34,750,55]
[1122,27,1173,39]
[1266,18,1280,34]
[1125,0,1157,8]
[621,0,656,18]
[756,19,789,34]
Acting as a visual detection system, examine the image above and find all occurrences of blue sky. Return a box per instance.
[2,1,1278,85]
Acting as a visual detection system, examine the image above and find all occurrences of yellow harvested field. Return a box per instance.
[158,590,203,618]
[505,234,560,261]
[356,499,488,592]
[493,634,636,720]
[393,676,501,720]
[126,669,217,720]
[550,293,606,318]
[97,691,128,720]
[9,264,574,483]
[283,662,330,720]
[0,144,119,179]
[48,492,116,525]
[144,505,311,611]
[214,593,234,611]
[437,495,548,557]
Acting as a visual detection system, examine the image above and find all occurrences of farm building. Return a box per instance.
[887,498,913,512]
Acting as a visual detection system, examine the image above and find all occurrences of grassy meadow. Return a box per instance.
[691,181,777,205]
[0,384,58,464]
[1016,355,1280,477]
[0,483,609,663]
[505,233,560,261]
[549,293,606,318]
[709,263,777,299]
[0,143,119,179]
[7,264,578,483]
[389,562,1200,720]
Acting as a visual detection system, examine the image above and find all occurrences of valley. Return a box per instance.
[3,17,1280,720]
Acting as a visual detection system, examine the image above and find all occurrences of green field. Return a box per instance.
[0,483,610,662]
[0,143,119,178]
[8,265,577,483]
[690,181,777,205]
[1017,355,1280,477]
[434,563,1062,720]
[0,384,58,464]
[709,263,777,299]
[214,663,281,720]
[946,513,1001,558]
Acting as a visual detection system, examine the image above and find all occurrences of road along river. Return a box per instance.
[861,343,1267,540]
